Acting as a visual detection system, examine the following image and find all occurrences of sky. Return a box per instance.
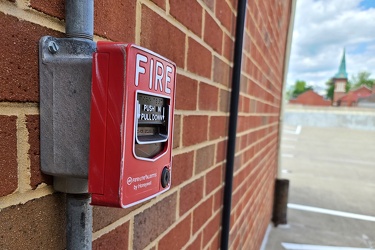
[287,0,375,94]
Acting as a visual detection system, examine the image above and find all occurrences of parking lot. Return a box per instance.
[265,125,375,249]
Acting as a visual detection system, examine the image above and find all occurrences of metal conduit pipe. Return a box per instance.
[65,0,94,249]
[66,194,92,249]
[65,0,94,40]
[220,0,247,249]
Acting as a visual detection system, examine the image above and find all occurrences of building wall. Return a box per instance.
[338,86,372,107]
[284,105,375,131]
[289,90,331,106]
[0,0,292,249]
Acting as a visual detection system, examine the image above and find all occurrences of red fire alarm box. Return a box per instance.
[89,42,176,208]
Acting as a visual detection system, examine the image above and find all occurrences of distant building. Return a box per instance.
[358,85,375,108]
[332,49,348,106]
[332,49,373,107]
[338,85,372,107]
[289,89,331,106]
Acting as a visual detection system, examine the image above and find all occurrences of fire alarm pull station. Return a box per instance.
[89,42,176,208]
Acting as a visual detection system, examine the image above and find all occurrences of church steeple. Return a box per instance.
[334,48,347,79]
[332,48,348,106]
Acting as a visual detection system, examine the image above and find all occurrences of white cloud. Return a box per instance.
[287,0,375,90]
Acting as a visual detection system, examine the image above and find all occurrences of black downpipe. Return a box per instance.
[220,0,248,249]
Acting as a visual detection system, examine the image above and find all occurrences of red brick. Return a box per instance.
[94,0,135,42]
[213,188,223,211]
[133,192,177,250]
[213,56,231,86]
[30,0,64,19]
[26,115,53,189]
[250,99,257,113]
[198,82,218,111]
[219,89,230,112]
[202,0,215,11]
[179,177,204,215]
[187,38,212,78]
[243,97,251,113]
[93,221,129,250]
[240,75,249,93]
[204,12,223,53]
[170,0,202,36]
[142,6,185,68]
[173,115,181,148]
[0,116,17,197]
[0,194,66,249]
[223,34,234,61]
[205,166,222,195]
[209,116,228,140]
[234,153,242,172]
[232,233,241,250]
[216,140,227,164]
[176,74,198,110]
[192,197,212,233]
[151,0,166,10]
[186,233,202,250]
[195,144,215,174]
[182,116,208,146]
[202,212,221,247]
[229,0,238,10]
[93,204,142,232]
[158,215,191,250]
[172,151,194,186]
[243,33,252,55]
[0,13,62,102]
[208,232,220,250]
[215,0,234,34]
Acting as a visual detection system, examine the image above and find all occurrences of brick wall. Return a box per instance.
[0,0,292,249]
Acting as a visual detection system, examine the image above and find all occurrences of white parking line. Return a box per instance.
[282,242,372,250]
[288,203,375,222]
[284,125,302,135]
[282,145,295,149]
[260,224,272,250]
[295,125,302,134]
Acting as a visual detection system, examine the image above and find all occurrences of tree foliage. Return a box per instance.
[288,80,313,99]
[325,79,334,101]
[350,71,374,88]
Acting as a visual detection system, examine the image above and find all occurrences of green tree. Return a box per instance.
[350,71,374,88]
[289,80,313,99]
[325,79,334,100]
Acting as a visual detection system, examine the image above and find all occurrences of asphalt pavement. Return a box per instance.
[264,125,375,250]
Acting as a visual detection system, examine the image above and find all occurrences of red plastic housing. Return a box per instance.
[89,42,176,208]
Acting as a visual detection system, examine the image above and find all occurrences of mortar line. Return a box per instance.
[18,0,29,9]
[0,185,54,210]
[0,1,64,32]
[140,0,233,65]
[135,0,142,45]
[16,114,31,193]
[0,102,39,115]
[128,217,134,250]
